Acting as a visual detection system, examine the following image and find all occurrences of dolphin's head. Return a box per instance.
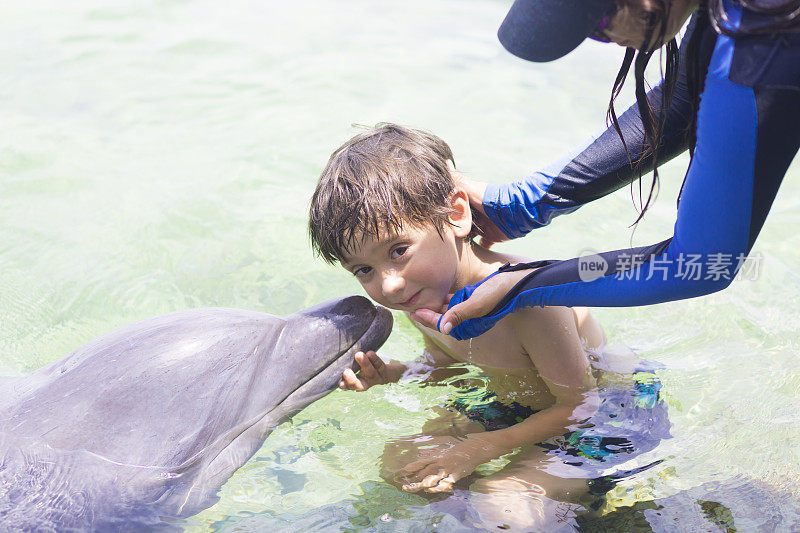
[0,296,393,526]
[268,295,393,419]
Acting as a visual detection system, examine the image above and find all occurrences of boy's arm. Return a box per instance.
[476,306,597,451]
[399,306,597,492]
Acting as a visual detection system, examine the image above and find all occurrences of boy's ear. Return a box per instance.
[448,187,472,238]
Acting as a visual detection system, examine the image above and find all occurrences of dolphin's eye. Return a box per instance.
[391,246,409,260]
[353,266,372,278]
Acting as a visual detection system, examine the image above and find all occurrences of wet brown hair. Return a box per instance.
[309,123,458,263]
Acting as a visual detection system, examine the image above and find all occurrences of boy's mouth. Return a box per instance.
[399,290,422,308]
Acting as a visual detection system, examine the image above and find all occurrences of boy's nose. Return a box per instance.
[381,271,405,298]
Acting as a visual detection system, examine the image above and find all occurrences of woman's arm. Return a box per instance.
[416,6,800,340]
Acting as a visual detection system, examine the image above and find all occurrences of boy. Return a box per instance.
[308,124,667,528]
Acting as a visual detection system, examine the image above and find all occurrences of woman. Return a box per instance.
[412,0,800,340]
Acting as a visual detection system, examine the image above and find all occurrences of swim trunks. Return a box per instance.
[444,367,670,487]
[445,388,537,432]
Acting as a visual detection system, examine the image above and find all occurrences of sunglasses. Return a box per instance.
[588,13,613,43]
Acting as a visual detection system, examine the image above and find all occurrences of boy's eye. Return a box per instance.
[353,266,372,278]
[391,246,409,260]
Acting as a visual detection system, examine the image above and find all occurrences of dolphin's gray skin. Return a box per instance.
[0,296,392,530]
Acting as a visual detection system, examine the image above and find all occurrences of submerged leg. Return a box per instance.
[379,407,484,485]
[468,447,593,531]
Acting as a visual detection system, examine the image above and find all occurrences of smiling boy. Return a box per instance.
[308,124,667,527]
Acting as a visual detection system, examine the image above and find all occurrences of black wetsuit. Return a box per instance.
[447,2,800,340]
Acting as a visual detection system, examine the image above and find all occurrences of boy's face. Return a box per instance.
[340,223,460,313]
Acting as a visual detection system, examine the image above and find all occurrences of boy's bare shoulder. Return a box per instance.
[506,305,605,352]
[505,305,575,330]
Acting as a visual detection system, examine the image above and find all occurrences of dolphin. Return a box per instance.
[0,296,392,530]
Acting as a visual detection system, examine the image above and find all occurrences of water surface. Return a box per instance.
[1,0,799,530]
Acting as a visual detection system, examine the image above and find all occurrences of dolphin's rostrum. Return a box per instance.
[0,295,392,529]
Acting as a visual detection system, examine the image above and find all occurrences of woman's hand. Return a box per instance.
[339,351,394,391]
[410,268,532,335]
[393,434,504,493]
[447,160,509,249]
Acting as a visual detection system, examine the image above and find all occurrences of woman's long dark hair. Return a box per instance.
[607,0,800,226]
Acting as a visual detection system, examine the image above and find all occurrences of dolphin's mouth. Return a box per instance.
[319,304,393,388]
[168,302,393,476]
[344,305,393,369]
[165,301,393,500]
[264,303,394,425]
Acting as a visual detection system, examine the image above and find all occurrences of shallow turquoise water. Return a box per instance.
[1,0,799,530]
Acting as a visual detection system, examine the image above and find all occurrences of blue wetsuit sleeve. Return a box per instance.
[450,6,800,340]
[484,17,700,239]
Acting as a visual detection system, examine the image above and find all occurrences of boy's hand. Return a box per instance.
[340,351,392,391]
[394,434,502,493]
